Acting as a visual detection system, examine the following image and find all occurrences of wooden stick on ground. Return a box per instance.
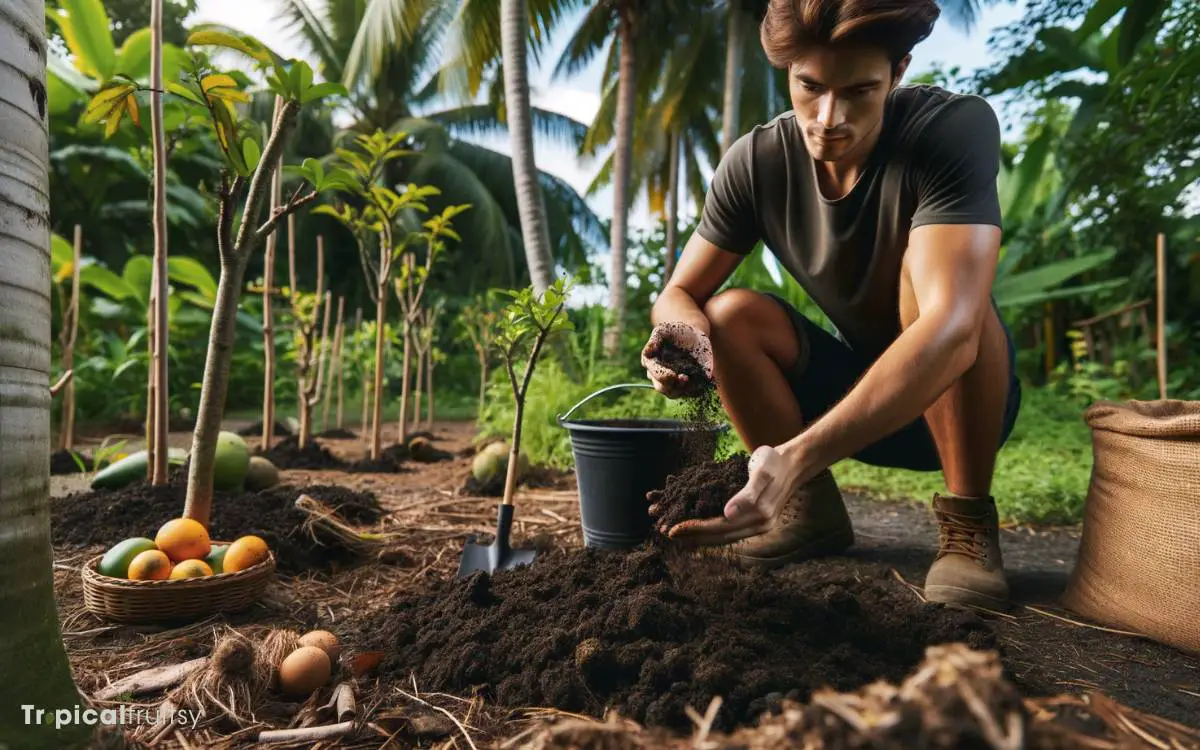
[94,657,209,701]
[256,721,355,744]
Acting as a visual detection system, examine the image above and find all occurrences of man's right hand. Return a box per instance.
[641,321,715,398]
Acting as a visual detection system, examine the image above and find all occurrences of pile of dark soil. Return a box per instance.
[50,449,93,475]
[460,464,574,497]
[365,545,995,733]
[649,454,748,529]
[51,480,384,573]
[348,444,410,474]
[258,436,345,470]
[237,420,293,438]
[317,427,357,439]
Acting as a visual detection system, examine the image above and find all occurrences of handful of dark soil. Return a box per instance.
[655,341,712,390]
[648,454,748,530]
[363,545,995,734]
[52,480,384,573]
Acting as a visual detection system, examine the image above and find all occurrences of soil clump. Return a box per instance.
[50,449,93,475]
[316,427,357,439]
[365,545,995,733]
[258,436,345,470]
[52,479,383,573]
[656,341,711,389]
[649,454,748,529]
[237,420,293,438]
[348,444,410,474]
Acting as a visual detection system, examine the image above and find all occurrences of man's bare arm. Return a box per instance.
[650,233,745,336]
[780,223,1002,471]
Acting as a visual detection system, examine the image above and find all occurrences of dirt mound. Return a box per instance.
[317,427,357,439]
[365,545,995,733]
[51,480,383,573]
[50,449,93,475]
[348,444,410,474]
[258,436,344,470]
[237,420,293,438]
[649,455,748,529]
[460,465,574,497]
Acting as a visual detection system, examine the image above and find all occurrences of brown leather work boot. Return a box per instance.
[730,469,854,569]
[924,493,1010,609]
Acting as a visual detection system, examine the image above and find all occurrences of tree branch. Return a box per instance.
[216,175,244,262]
[518,304,564,401]
[232,99,301,256]
[50,370,74,397]
[255,190,319,241]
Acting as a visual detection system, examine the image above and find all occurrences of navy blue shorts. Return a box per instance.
[767,294,1022,472]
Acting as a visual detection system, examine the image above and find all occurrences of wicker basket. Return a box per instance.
[81,542,276,624]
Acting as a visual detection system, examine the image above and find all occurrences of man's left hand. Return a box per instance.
[651,445,811,546]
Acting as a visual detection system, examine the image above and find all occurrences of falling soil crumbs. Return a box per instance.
[51,479,383,573]
[50,449,93,475]
[364,545,995,733]
[650,454,748,529]
[257,436,345,470]
[237,420,292,437]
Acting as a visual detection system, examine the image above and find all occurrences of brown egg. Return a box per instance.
[297,630,341,664]
[277,646,331,696]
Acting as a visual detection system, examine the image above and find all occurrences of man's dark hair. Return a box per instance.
[760,0,940,70]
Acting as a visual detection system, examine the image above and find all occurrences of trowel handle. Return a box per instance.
[557,383,656,424]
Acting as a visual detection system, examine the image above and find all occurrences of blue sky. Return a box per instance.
[191,0,1029,231]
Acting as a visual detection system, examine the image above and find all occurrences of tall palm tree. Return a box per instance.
[274,0,604,294]
[0,2,89,748]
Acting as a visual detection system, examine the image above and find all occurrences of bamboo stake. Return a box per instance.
[1156,232,1167,400]
[149,0,170,486]
[426,345,435,428]
[340,307,358,430]
[261,96,283,452]
[59,224,82,451]
[322,296,344,432]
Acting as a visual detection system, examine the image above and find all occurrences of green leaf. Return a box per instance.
[242,138,262,173]
[50,0,116,81]
[79,265,136,301]
[112,358,141,380]
[166,81,204,105]
[167,257,218,299]
[122,256,153,309]
[83,82,137,125]
[1076,0,1127,40]
[993,250,1117,303]
[114,28,152,80]
[301,81,347,105]
[1117,0,1166,65]
[50,232,75,268]
[186,29,272,64]
[178,291,214,310]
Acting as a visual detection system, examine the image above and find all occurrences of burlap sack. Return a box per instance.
[1062,400,1200,654]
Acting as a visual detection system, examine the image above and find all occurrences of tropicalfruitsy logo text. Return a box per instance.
[21,704,202,731]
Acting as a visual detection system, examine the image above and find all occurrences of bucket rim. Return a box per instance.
[557,416,730,434]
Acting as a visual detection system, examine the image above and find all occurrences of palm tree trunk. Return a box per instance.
[664,127,681,284]
[0,5,91,743]
[721,0,745,156]
[501,0,555,294]
[604,9,637,355]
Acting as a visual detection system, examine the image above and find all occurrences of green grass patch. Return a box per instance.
[832,387,1094,525]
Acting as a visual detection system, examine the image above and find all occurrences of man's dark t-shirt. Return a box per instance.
[696,84,1003,360]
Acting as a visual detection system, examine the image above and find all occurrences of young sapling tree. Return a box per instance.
[260,96,284,452]
[460,295,498,419]
[426,347,445,428]
[494,278,574,504]
[409,297,443,432]
[322,296,345,433]
[85,29,349,524]
[287,231,332,448]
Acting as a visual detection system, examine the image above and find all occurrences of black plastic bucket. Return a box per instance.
[558,384,727,549]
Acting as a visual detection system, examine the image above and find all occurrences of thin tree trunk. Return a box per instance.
[411,341,424,434]
[370,281,386,460]
[149,0,170,485]
[604,11,637,355]
[0,3,89,741]
[261,97,283,452]
[664,128,681,285]
[322,296,343,432]
[721,0,745,156]
[426,347,434,427]
[59,224,81,451]
[297,237,325,449]
[397,322,412,446]
[501,0,555,294]
[341,307,358,430]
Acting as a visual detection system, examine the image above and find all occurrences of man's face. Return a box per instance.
[788,45,907,163]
